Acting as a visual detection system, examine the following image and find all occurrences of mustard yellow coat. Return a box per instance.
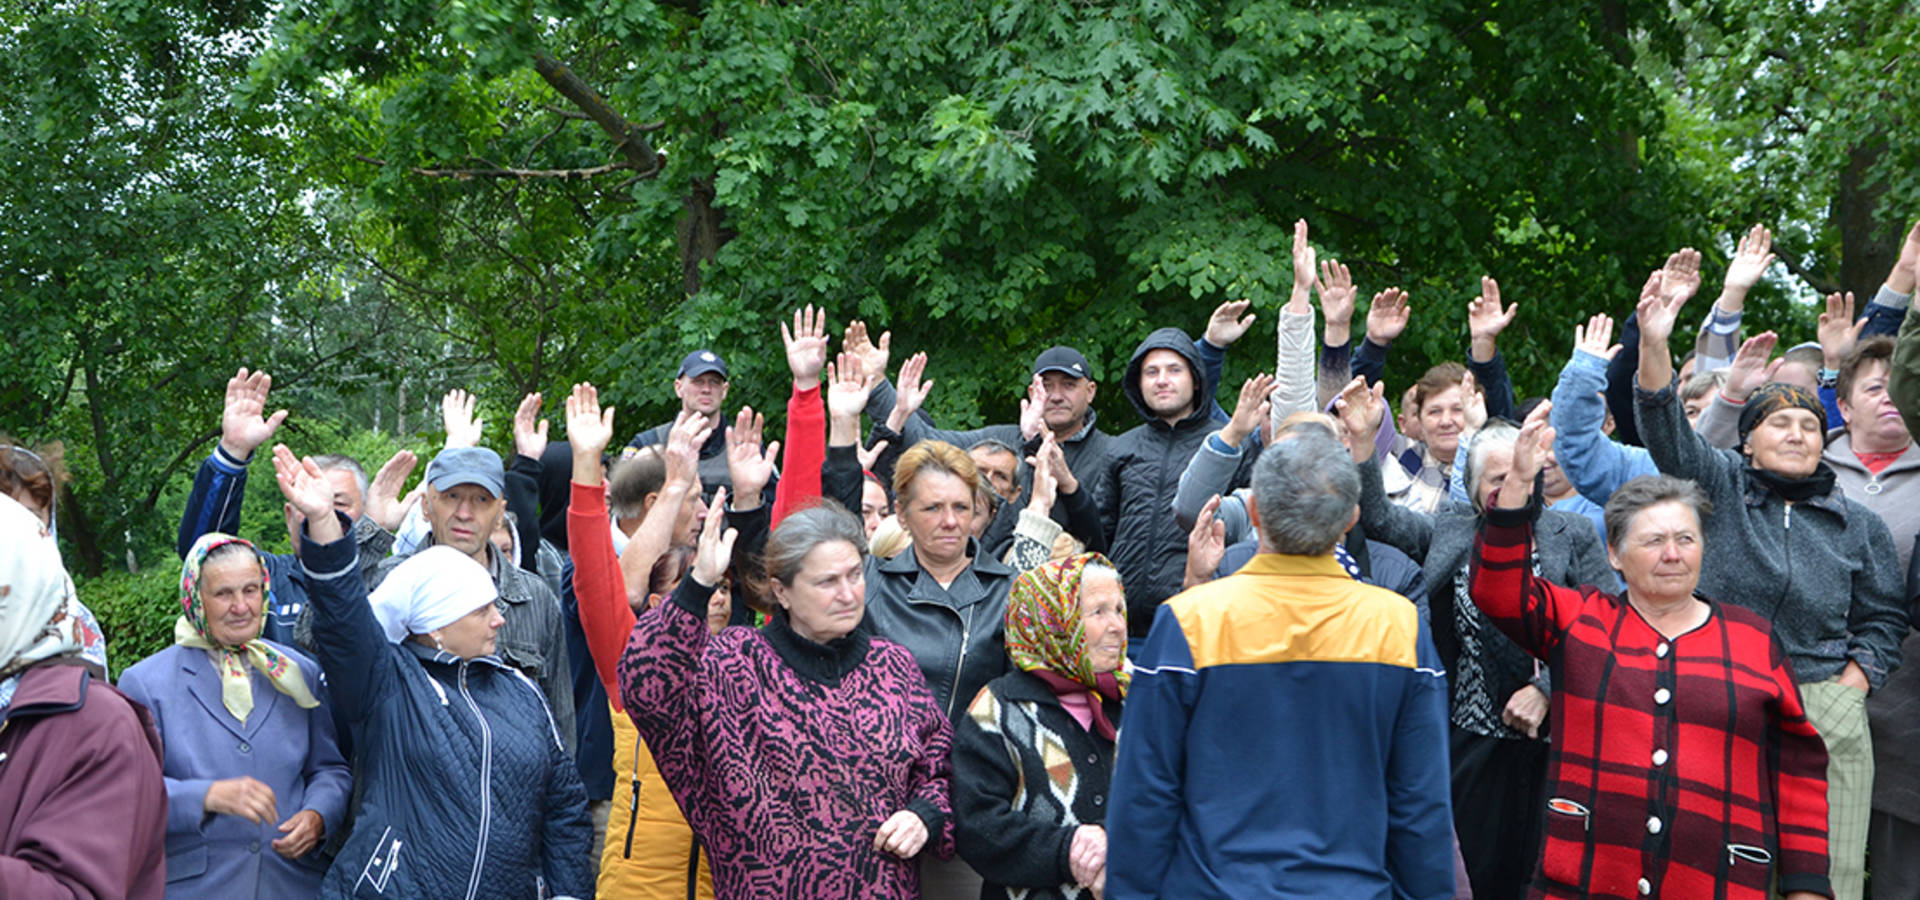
[600,701,715,900]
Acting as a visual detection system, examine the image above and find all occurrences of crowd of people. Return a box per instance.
[4,218,1920,899]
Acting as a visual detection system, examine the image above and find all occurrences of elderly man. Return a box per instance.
[625,349,760,502]
[1109,432,1455,900]
[178,368,412,645]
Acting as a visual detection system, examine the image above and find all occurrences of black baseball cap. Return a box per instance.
[1032,346,1093,380]
[678,350,728,379]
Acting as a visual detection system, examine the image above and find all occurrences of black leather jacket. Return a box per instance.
[863,542,1015,726]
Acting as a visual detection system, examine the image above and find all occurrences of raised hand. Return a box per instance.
[442,389,484,449]
[1723,332,1783,402]
[1894,220,1920,294]
[1290,218,1317,294]
[1017,374,1047,440]
[1818,291,1867,369]
[1634,269,1684,347]
[827,353,878,423]
[512,392,549,460]
[272,445,343,544]
[725,407,779,507]
[1574,313,1620,361]
[1316,259,1357,328]
[1025,432,1059,516]
[1467,277,1517,361]
[1365,288,1411,345]
[1332,376,1386,463]
[782,305,831,389]
[365,450,419,532]
[219,367,289,461]
[1220,373,1275,448]
[1659,248,1703,308]
[843,320,892,381]
[1203,298,1256,348]
[688,487,738,588]
[1461,370,1487,431]
[1722,224,1775,296]
[563,383,615,460]
[664,411,712,495]
[1497,401,1555,510]
[1183,494,1226,590]
[886,352,933,433]
[856,439,889,473]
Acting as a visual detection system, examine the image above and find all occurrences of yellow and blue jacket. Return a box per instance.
[1107,552,1455,900]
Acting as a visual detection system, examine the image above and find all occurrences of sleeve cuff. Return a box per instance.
[1204,433,1242,457]
[211,444,249,471]
[669,578,717,619]
[300,513,361,580]
[1874,284,1913,311]
[1775,872,1833,898]
[905,796,948,842]
[1850,649,1889,692]
[1482,496,1540,530]
[1707,306,1743,333]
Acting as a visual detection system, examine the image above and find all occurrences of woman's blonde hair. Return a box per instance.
[892,440,980,505]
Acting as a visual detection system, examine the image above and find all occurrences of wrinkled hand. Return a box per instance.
[1204,298,1256,348]
[564,383,616,462]
[1220,373,1274,448]
[782,305,831,388]
[364,449,419,532]
[887,352,934,432]
[220,368,288,460]
[873,809,929,859]
[689,488,738,588]
[1818,292,1867,369]
[1723,332,1783,403]
[1500,401,1555,509]
[1184,494,1226,589]
[512,392,549,460]
[1026,433,1059,516]
[1365,288,1411,345]
[827,353,878,423]
[1502,685,1549,739]
[1290,218,1317,292]
[1018,374,1047,440]
[442,389,484,449]
[665,411,712,494]
[273,809,325,859]
[1659,248,1703,308]
[1332,377,1386,462]
[270,445,335,525]
[1070,824,1108,887]
[1316,259,1357,325]
[725,407,779,503]
[1573,313,1620,361]
[1722,224,1775,295]
[842,320,892,382]
[205,776,278,825]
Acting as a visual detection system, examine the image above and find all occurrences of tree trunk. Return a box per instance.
[58,481,104,578]
[678,176,729,294]
[1837,141,1896,299]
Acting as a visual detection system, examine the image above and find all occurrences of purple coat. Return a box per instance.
[618,580,955,900]
[0,662,167,898]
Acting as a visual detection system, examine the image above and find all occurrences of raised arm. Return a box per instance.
[619,412,709,608]
[1174,374,1269,532]
[179,368,288,557]
[1466,277,1518,421]
[1273,220,1322,434]
[771,305,829,526]
[1693,224,1772,372]
[275,445,392,731]
[507,392,550,572]
[1470,404,1590,658]
[1336,376,1436,560]
[825,354,879,517]
[561,383,639,704]
[1355,288,1410,387]
[1550,314,1657,504]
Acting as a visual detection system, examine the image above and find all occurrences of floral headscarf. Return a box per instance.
[1006,553,1129,740]
[177,533,316,723]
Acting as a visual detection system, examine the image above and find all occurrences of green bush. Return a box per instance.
[79,567,181,680]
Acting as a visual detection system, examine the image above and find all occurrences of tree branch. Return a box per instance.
[353,154,645,181]
[531,50,663,175]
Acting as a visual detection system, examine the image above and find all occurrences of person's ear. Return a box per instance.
[643,491,662,513]
[1245,493,1261,530]
[1086,381,1098,402]
[769,581,791,611]
[1606,545,1623,573]
[1345,504,1360,533]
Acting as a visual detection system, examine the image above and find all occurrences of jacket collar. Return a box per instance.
[179,647,278,740]
[876,538,1014,578]
[0,662,88,729]
[1823,431,1920,476]
[402,638,514,672]
[761,612,870,687]
[1234,552,1354,579]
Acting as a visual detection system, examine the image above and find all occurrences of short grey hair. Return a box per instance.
[1251,432,1359,555]
[1602,475,1713,553]
[1463,422,1519,513]
[311,454,370,504]
[764,502,867,585]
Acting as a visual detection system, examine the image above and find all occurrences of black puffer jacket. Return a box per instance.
[1102,328,1249,635]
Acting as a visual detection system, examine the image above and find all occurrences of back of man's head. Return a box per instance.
[1252,432,1360,556]
[609,450,668,522]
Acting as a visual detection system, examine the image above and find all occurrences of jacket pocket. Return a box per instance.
[500,639,548,679]
[353,826,404,895]
[1726,841,1774,890]
[165,844,207,883]
[1538,797,1592,887]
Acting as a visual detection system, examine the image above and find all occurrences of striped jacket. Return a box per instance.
[1469,504,1831,899]
[1108,552,1456,900]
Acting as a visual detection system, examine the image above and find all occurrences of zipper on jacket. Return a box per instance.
[623,735,642,859]
[456,662,493,900]
[946,604,973,719]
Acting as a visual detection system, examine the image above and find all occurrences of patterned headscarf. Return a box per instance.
[1737,382,1827,448]
[1006,553,1130,715]
[176,533,316,723]
[0,496,86,704]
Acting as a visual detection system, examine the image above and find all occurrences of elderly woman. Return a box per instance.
[1337,378,1616,900]
[1636,275,1907,900]
[118,533,350,898]
[619,493,955,899]
[273,445,592,899]
[952,553,1126,900]
[0,494,166,897]
[1469,408,1832,899]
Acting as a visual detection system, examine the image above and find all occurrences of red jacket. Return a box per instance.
[0,662,167,898]
[1470,504,1831,899]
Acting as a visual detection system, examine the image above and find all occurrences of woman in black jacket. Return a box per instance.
[952,552,1126,900]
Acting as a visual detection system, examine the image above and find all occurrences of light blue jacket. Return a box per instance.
[118,642,351,899]
[1549,349,1657,505]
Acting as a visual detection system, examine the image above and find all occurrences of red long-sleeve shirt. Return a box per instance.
[1468,503,1831,899]
[767,382,824,527]
[568,480,636,712]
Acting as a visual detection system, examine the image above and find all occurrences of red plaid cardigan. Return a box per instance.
[1469,503,1831,899]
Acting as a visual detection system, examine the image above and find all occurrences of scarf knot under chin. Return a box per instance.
[177,534,317,723]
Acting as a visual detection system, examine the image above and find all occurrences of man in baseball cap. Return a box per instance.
[626,348,760,502]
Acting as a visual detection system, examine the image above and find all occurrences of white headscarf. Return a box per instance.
[0,495,85,685]
[368,546,498,644]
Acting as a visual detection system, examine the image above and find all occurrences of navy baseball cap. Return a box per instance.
[426,447,506,498]
[1032,346,1094,380]
[678,350,729,379]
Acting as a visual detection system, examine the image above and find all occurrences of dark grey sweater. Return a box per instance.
[1636,382,1908,689]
